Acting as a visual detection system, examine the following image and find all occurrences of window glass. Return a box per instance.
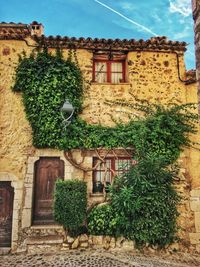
[95,62,107,83]
[111,72,123,83]
[111,62,122,72]
[93,157,131,193]
[94,60,125,83]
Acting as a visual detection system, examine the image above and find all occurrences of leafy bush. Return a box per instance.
[88,204,120,237]
[54,179,87,236]
[109,156,180,248]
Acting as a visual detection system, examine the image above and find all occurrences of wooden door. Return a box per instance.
[0,182,14,247]
[33,157,64,224]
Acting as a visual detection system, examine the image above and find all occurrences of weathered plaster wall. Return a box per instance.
[0,38,200,251]
[0,40,34,180]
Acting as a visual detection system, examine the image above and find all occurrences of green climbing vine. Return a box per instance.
[13,49,199,247]
[13,49,83,148]
[13,49,198,162]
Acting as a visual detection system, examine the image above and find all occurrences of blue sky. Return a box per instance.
[1,0,195,69]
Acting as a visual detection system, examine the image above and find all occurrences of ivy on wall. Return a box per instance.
[13,49,197,163]
[13,49,83,148]
[13,50,199,247]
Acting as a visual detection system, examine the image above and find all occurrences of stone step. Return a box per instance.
[27,235,63,245]
[26,235,64,253]
[0,248,11,255]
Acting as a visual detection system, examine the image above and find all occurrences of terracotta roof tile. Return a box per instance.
[33,35,187,52]
[0,22,30,39]
[0,22,187,53]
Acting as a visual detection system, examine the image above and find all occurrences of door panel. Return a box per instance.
[33,157,64,224]
[0,182,14,247]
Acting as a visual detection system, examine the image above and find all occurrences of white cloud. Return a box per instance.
[94,0,158,36]
[151,12,162,23]
[173,25,191,39]
[118,2,136,12]
[168,0,192,17]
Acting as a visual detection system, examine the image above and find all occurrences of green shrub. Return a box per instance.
[88,204,120,237]
[109,156,180,248]
[54,179,87,236]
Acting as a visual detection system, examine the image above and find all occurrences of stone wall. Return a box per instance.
[0,40,34,180]
[0,35,200,252]
[81,50,187,126]
[190,189,200,253]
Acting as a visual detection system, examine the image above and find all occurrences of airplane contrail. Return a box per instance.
[94,0,158,37]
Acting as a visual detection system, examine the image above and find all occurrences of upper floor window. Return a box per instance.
[93,60,125,83]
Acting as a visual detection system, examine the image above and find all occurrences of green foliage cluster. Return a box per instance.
[13,50,197,164]
[88,204,120,236]
[64,104,197,164]
[13,49,83,148]
[53,179,87,236]
[88,157,180,247]
[109,156,180,247]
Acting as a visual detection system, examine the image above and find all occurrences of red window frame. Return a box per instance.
[92,157,131,193]
[93,60,126,83]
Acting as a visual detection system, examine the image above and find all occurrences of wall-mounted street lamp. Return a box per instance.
[61,99,75,126]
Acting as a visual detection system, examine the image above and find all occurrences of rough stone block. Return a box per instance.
[27,163,34,174]
[79,234,88,242]
[71,237,79,249]
[196,244,200,253]
[66,236,75,244]
[64,172,72,180]
[190,198,200,211]
[191,189,200,197]
[122,240,134,250]
[28,157,39,164]
[80,242,89,248]
[109,237,116,249]
[116,237,125,248]
[92,235,103,246]
[24,187,33,209]
[21,209,32,228]
[195,212,200,232]
[189,233,200,244]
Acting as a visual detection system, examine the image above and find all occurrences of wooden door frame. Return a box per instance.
[0,182,14,247]
[21,154,70,230]
[32,157,64,225]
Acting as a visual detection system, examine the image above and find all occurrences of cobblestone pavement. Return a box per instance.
[0,250,199,267]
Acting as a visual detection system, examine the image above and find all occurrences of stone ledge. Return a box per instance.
[195,212,200,232]
[26,235,63,245]
[30,225,63,230]
[0,248,11,255]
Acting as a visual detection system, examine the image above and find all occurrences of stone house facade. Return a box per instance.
[0,21,200,252]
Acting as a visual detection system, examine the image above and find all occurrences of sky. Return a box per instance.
[1,0,195,70]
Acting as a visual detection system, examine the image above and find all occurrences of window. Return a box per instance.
[92,157,131,193]
[93,60,125,83]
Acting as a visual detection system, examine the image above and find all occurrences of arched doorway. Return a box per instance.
[0,182,14,247]
[33,157,64,225]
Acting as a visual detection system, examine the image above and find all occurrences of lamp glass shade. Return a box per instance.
[61,100,74,113]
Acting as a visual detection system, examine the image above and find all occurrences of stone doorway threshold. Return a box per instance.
[0,247,11,255]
